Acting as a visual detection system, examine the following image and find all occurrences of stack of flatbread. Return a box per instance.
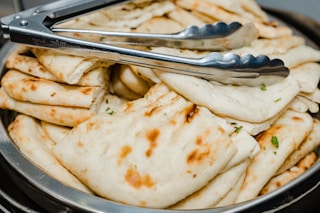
[0,46,113,126]
[1,0,320,210]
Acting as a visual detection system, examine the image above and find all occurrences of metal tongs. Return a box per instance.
[0,0,290,86]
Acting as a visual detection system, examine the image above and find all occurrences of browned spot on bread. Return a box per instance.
[81,87,93,95]
[77,141,84,147]
[184,104,199,123]
[145,129,159,157]
[186,149,210,165]
[125,168,154,189]
[118,145,132,165]
[144,106,159,117]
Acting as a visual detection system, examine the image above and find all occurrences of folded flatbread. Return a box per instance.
[0,88,93,127]
[53,83,237,208]
[236,110,313,203]
[8,114,92,194]
[5,47,110,87]
[1,70,106,109]
[172,160,250,209]
[277,118,320,174]
[41,121,71,145]
[32,48,113,85]
[260,152,317,195]
[176,0,292,38]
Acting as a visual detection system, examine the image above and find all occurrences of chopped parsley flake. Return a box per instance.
[234,126,243,133]
[273,151,277,155]
[260,83,267,91]
[271,136,279,148]
[105,107,115,115]
[274,98,282,103]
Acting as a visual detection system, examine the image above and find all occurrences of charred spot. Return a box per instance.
[118,145,132,164]
[77,141,84,147]
[144,106,159,117]
[81,87,93,95]
[49,108,56,117]
[186,149,210,164]
[292,116,304,122]
[125,168,154,189]
[184,104,199,123]
[145,129,159,157]
[50,92,56,97]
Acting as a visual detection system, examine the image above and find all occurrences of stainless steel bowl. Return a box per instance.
[0,8,320,213]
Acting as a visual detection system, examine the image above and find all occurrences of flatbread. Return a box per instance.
[41,121,71,145]
[172,160,250,209]
[176,0,292,38]
[260,152,318,195]
[32,48,113,85]
[277,118,320,174]
[8,114,92,194]
[0,88,93,127]
[156,69,300,123]
[1,70,106,108]
[82,0,176,29]
[235,110,313,203]
[6,47,110,87]
[290,63,320,93]
[53,83,237,208]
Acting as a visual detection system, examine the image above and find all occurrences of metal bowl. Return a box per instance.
[0,8,320,213]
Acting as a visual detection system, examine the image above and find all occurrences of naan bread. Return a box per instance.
[53,83,237,208]
[8,114,92,194]
[0,88,93,127]
[41,121,71,145]
[261,152,317,195]
[6,46,110,87]
[156,70,299,123]
[73,0,175,29]
[277,118,320,174]
[32,48,113,84]
[236,110,313,203]
[1,70,106,108]
[172,160,250,209]
[176,0,292,38]
[290,63,320,93]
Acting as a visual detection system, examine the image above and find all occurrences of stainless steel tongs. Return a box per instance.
[0,0,290,86]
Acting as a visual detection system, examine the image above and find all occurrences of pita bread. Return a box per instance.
[172,160,250,209]
[176,0,292,38]
[236,110,313,203]
[32,48,113,85]
[1,70,106,108]
[136,16,184,33]
[119,65,151,96]
[53,83,237,208]
[5,47,110,87]
[261,152,317,195]
[229,35,305,56]
[41,121,71,145]
[0,88,93,127]
[272,45,320,68]
[223,130,259,171]
[77,0,175,29]
[277,118,320,174]
[214,172,246,207]
[8,114,92,194]
[156,70,300,123]
[167,7,205,27]
[290,63,320,93]
[110,66,142,100]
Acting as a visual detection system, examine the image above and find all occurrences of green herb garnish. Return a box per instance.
[274,97,282,103]
[234,126,243,133]
[260,83,267,91]
[271,136,279,148]
[105,107,115,115]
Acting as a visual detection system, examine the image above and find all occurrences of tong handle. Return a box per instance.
[52,22,258,50]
